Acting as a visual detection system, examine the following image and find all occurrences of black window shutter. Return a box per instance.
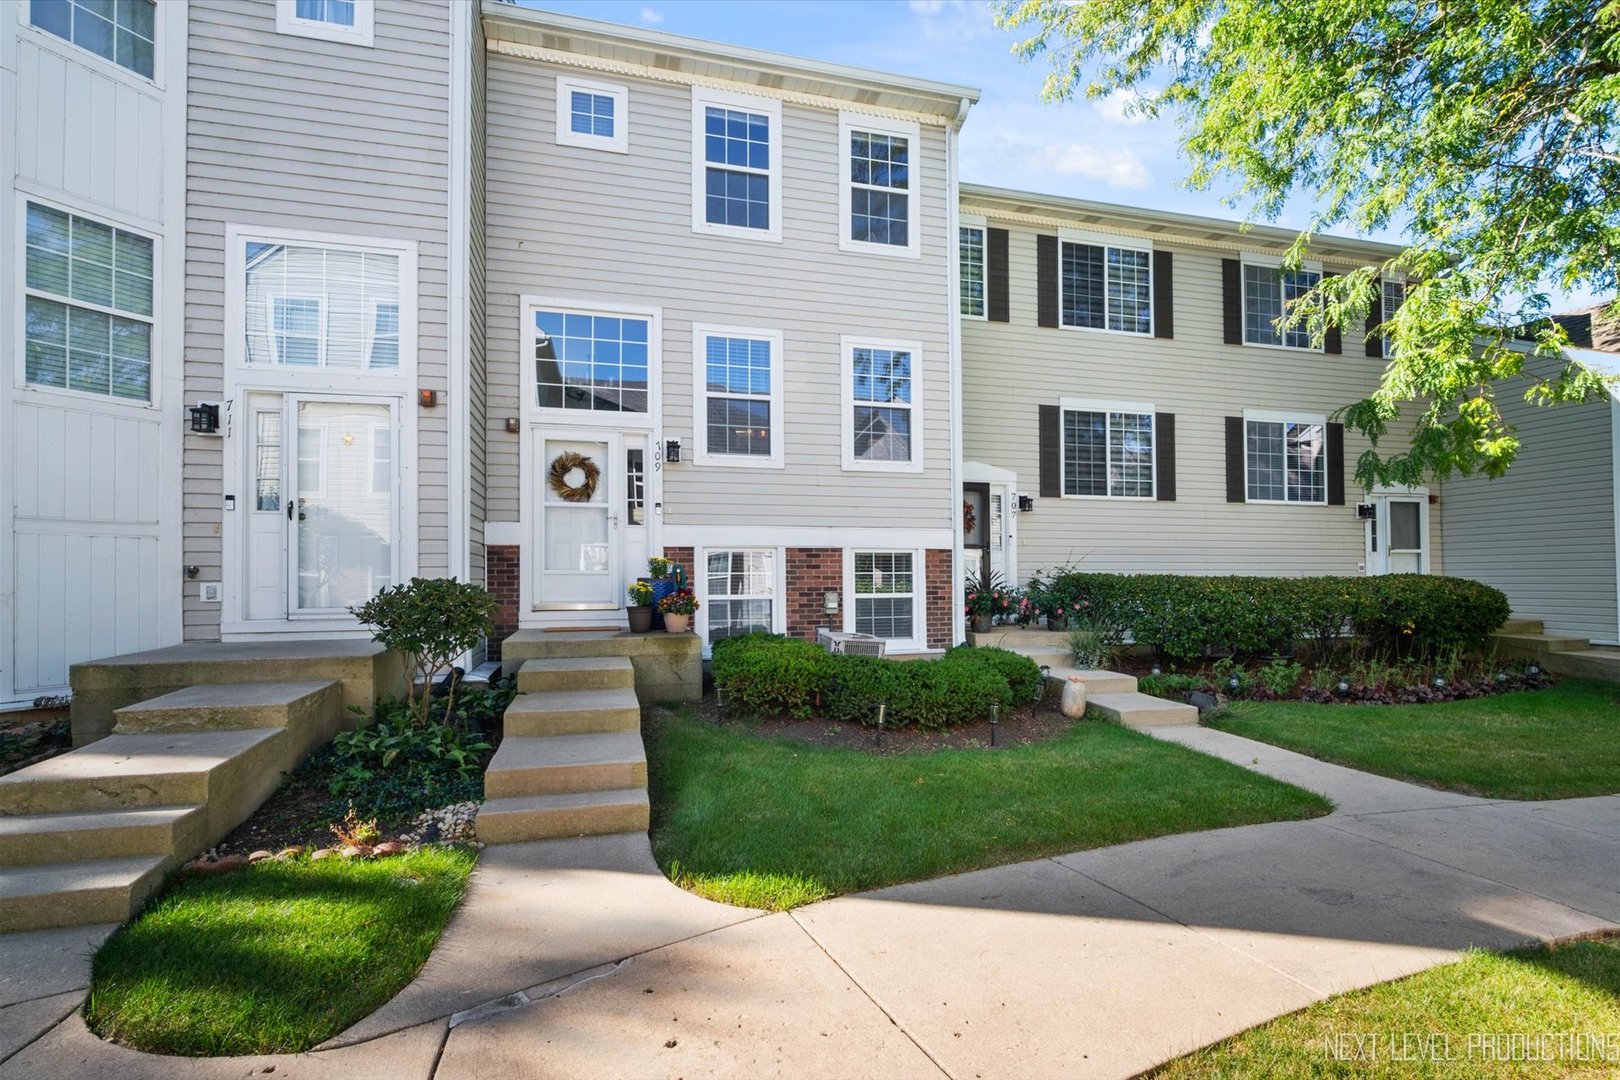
[1155,412,1176,501]
[1152,250,1173,339]
[1038,404,1061,497]
[1322,271,1342,354]
[986,227,1009,323]
[1364,278,1384,357]
[1327,422,1347,505]
[1036,234,1059,328]
[1222,259,1243,345]
[1225,416,1246,502]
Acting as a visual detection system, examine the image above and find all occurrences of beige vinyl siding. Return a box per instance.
[468,18,488,581]
[482,52,954,530]
[1441,383,1617,643]
[963,218,1442,579]
[182,0,451,639]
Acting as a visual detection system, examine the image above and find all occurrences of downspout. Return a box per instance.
[947,95,970,648]
[447,0,471,585]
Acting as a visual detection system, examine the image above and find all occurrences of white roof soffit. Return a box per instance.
[961,182,1407,265]
[481,4,981,124]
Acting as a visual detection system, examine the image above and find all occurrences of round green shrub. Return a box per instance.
[711,633,834,718]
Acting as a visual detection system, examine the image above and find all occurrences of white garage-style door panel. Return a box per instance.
[11,532,164,694]
[12,404,161,524]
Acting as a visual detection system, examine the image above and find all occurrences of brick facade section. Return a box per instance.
[926,548,954,650]
[785,547,843,641]
[661,546,695,587]
[487,544,520,660]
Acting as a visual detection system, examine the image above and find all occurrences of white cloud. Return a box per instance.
[908,0,946,13]
[1092,89,1149,125]
[639,6,664,25]
[1042,143,1152,187]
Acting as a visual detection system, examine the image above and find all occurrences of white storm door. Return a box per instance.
[1383,496,1427,574]
[288,397,398,615]
[537,433,621,609]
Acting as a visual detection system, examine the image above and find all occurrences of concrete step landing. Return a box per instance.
[1088,692,1200,728]
[0,804,206,868]
[1044,667,1138,695]
[0,854,168,933]
[475,789,651,844]
[503,688,642,737]
[516,656,637,693]
[484,733,648,798]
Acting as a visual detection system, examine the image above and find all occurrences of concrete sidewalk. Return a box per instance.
[3,728,1617,1079]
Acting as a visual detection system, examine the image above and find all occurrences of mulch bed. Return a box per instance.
[676,691,1079,755]
[0,715,73,777]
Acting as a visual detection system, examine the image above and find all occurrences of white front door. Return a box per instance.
[240,393,399,620]
[1366,493,1429,575]
[536,432,622,609]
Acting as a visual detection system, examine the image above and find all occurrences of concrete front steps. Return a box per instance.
[970,630,1198,728]
[1493,618,1620,684]
[476,655,651,844]
[501,629,702,705]
[0,680,343,932]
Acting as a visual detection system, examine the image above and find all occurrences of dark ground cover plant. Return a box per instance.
[1045,570,1510,663]
[711,634,1042,728]
[1139,655,1550,707]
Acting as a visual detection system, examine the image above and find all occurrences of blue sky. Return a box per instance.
[516,0,1601,310]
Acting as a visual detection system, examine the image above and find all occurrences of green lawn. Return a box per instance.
[1153,935,1620,1078]
[1210,679,1620,800]
[86,846,476,1056]
[646,709,1331,910]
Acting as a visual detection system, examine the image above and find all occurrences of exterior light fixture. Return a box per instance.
[1528,664,1541,676]
[1496,671,1507,682]
[823,590,839,614]
[1150,664,1162,677]
[665,439,682,463]
[1228,675,1241,691]
[418,388,437,408]
[188,402,220,434]
[1433,676,1446,688]
[505,417,520,434]
[1337,679,1350,694]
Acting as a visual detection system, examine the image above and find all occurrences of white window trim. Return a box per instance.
[521,296,661,429]
[1057,397,1158,501]
[16,195,159,409]
[275,0,374,47]
[843,548,926,653]
[695,546,786,653]
[841,335,924,474]
[691,323,784,469]
[691,86,782,244]
[1240,252,1324,353]
[555,75,629,154]
[1056,228,1154,337]
[959,213,987,321]
[1380,275,1407,360]
[838,112,922,259]
[19,0,166,89]
[1242,408,1329,506]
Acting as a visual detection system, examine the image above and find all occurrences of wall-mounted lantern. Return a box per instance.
[665,439,682,463]
[1017,494,1035,512]
[189,401,227,436]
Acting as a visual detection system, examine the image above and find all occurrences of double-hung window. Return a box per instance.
[693,326,783,467]
[959,215,987,318]
[23,201,154,401]
[275,0,374,46]
[1058,231,1151,333]
[1245,412,1327,504]
[843,337,921,471]
[555,76,628,153]
[30,0,156,79]
[1380,278,1406,358]
[840,114,920,257]
[1060,400,1155,498]
[692,88,781,241]
[243,239,404,372]
[1243,257,1321,349]
[705,550,776,644]
[851,551,917,644]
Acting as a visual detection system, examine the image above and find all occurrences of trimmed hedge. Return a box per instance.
[711,635,1042,728]
[1048,572,1510,662]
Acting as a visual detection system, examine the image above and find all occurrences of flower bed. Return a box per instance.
[711,634,1042,728]
[1139,656,1552,706]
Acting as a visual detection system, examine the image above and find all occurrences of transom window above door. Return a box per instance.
[242,239,404,371]
[533,309,651,413]
[694,326,783,467]
[692,88,781,242]
[1058,232,1152,333]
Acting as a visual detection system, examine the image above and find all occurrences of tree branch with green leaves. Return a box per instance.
[995,0,1618,485]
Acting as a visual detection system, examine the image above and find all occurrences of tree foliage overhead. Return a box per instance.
[995,0,1619,485]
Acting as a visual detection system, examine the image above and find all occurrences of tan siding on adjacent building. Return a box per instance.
[482,52,955,530]
[1442,386,1617,643]
[963,218,1442,579]
[182,0,452,639]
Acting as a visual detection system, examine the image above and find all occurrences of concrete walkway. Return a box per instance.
[3,729,1617,1079]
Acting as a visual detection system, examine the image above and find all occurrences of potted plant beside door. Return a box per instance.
[658,588,699,634]
[626,580,656,633]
